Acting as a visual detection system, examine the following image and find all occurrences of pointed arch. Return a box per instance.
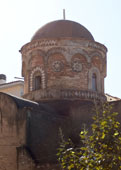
[92,73,97,91]
[46,47,67,64]
[29,49,45,58]
[88,67,101,93]
[28,49,45,68]
[90,51,102,59]
[70,49,90,63]
[29,67,45,91]
[47,47,66,57]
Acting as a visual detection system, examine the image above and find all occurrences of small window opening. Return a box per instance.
[92,73,97,91]
[34,75,41,90]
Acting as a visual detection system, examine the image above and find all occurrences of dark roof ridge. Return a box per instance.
[0,92,38,109]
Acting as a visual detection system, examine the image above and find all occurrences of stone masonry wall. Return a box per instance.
[0,93,26,170]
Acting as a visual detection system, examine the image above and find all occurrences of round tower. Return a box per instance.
[20,20,107,102]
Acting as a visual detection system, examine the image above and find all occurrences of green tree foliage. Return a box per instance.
[57,103,121,170]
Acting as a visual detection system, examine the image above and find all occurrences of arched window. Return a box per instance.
[92,73,97,91]
[88,67,101,93]
[30,67,45,92]
[34,75,41,90]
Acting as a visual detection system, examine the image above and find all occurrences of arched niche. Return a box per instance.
[88,67,101,93]
[70,49,90,63]
[29,67,45,91]
[47,52,66,73]
[27,49,45,69]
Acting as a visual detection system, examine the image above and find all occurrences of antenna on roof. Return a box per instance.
[14,77,24,80]
[63,9,66,20]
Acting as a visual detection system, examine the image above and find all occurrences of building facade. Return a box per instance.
[20,20,107,102]
[0,74,24,97]
[0,19,120,170]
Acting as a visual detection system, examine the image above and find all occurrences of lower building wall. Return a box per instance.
[111,100,121,122]
[17,147,61,170]
[0,93,27,170]
[0,92,121,170]
[17,147,35,170]
[0,146,17,170]
[34,164,61,170]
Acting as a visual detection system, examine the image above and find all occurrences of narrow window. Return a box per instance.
[92,73,97,91]
[34,75,41,90]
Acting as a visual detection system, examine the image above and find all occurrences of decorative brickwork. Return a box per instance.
[30,67,46,91]
[20,20,107,102]
[52,60,64,72]
[23,88,106,102]
[0,20,111,170]
[71,60,82,72]
[21,37,107,101]
[19,20,107,168]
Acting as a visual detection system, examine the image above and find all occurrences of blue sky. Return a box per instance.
[0,0,121,98]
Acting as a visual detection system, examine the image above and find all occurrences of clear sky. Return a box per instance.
[0,0,121,98]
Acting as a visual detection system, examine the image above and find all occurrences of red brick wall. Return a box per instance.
[21,39,107,100]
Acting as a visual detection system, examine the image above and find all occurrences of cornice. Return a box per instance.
[20,38,107,55]
[23,89,106,102]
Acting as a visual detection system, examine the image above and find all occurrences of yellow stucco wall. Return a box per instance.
[0,82,24,97]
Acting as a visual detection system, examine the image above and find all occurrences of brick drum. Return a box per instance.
[0,20,110,170]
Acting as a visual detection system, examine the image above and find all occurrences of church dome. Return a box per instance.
[31,20,94,41]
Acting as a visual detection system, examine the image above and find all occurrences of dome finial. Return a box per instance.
[63,9,66,20]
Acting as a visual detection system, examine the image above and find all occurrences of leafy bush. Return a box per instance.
[57,103,121,170]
